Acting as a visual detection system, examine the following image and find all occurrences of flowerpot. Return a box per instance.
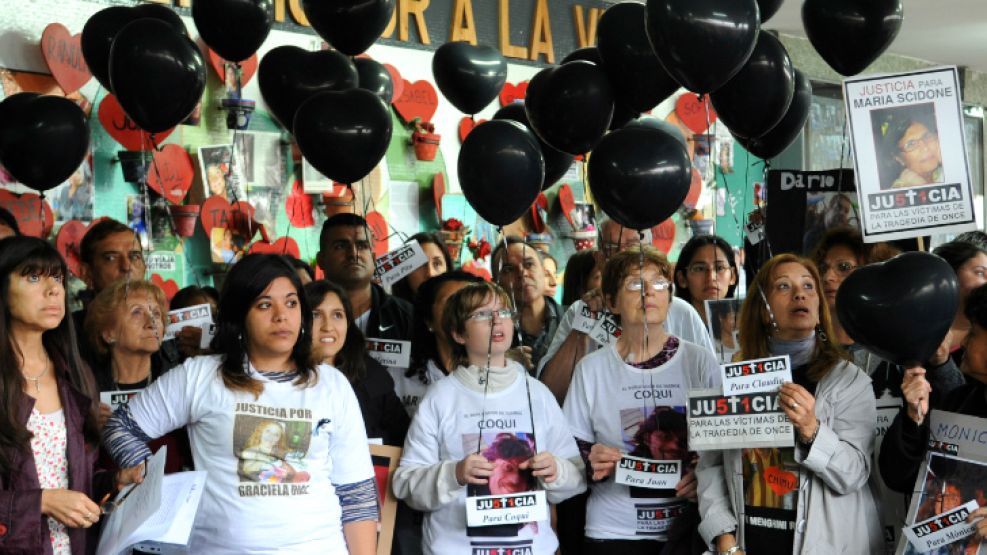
[441,229,466,262]
[221,97,256,130]
[117,150,153,183]
[169,205,200,237]
[412,131,441,161]
[564,230,597,251]
[322,191,355,218]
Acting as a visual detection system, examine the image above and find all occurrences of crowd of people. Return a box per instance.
[1,204,987,555]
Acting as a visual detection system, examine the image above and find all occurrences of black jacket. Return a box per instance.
[353,357,410,447]
[365,283,414,342]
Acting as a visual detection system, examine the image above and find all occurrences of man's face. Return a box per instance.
[601,221,642,256]
[81,230,145,293]
[496,243,545,304]
[317,225,374,288]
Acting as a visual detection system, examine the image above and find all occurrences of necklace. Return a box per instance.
[24,357,49,393]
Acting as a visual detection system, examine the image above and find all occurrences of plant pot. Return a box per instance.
[564,230,597,251]
[321,190,355,218]
[221,97,256,130]
[441,229,466,262]
[117,150,153,183]
[169,204,200,237]
[412,131,441,161]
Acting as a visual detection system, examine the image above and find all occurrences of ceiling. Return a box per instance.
[763,0,987,73]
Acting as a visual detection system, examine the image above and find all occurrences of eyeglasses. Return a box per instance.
[818,261,856,276]
[686,263,732,275]
[602,240,638,255]
[467,308,514,322]
[900,131,938,153]
[625,279,672,292]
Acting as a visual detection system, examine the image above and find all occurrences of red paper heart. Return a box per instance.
[207,50,259,87]
[56,220,89,278]
[0,190,53,238]
[248,237,300,258]
[285,179,314,228]
[384,64,403,101]
[458,117,487,143]
[499,81,529,107]
[393,80,438,124]
[684,167,702,209]
[200,196,256,237]
[150,274,179,302]
[764,466,798,497]
[146,144,194,205]
[432,173,445,221]
[98,94,175,151]
[366,211,388,257]
[40,23,91,95]
[675,93,717,134]
[651,218,676,254]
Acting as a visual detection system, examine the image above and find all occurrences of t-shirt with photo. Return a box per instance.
[563,340,720,541]
[389,358,447,418]
[126,355,374,554]
[400,364,580,555]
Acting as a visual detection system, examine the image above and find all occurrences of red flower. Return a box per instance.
[442,218,465,231]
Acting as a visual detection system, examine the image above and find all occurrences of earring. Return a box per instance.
[816,324,829,343]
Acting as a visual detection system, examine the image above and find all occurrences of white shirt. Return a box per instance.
[388,358,448,418]
[127,355,374,554]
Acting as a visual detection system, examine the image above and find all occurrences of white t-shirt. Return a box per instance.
[537,296,714,376]
[388,358,447,418]
[127,355,374,554]
[400,364,580,555]
[563,341,720,541]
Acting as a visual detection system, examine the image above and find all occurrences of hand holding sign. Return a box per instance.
[519,452,558,483]
[967,507,987,542]
[588,444,622,481]
[456,453,494,486]
[902,367,932,425]
[778,382,818,443]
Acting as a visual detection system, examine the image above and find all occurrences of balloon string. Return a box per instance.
[147,151,202,288]
[476,226,507,455]
[837,117,849,193]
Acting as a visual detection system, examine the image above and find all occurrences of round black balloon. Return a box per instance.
[493,103,574,190]
[645,0,760,93]
[82,5,187,93]
[597,2,678,113]
[108,19,206,134]
[302,0,394,56]
[803,0,903,76]
[432,42,507,115]
[458,120,544,226]
[738,69,811,159]
[355,58,394,105]
[258,46,358,131]
[711,32,794,139]
[560,47,640,130]
[0,93,90,192]
[192,0,273,62]
[758,0,783,22]
[625,117,688,150]
[294,89,393,185]
[837,251,958,366]
[525,61,614,155]
[588,125,691,230]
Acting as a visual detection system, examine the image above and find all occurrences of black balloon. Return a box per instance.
[588,125,691,230]
[82,5,187,93]
[625,117,688,150]
[525,61,614,155]
[108,19,206,134]
[302,0,394,56]
[645,0,760,93]
[560,47,639,130]
[837,251,958,366]
[192,0,273,62]
[493,103,574,190]
[739,69,811,159]
[258,46,357,131]
[597,2,678,113]
[803,0,903,76]
[432,42,507,115]
[458,120,544,226]
[0,93,90,192]
[711,32,794,140]
[355,58,394,104]
[294,88,393,185]
[758,0,783,22]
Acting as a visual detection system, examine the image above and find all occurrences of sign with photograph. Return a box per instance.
[765,169,857,255]
[844,67,976,242]
[687,388,794,451]
[704,298,742,364]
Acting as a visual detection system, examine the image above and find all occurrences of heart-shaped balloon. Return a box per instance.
[41,23,91,94]
[294,88,393,185]
[758,0,784,22]
[493,102,573,190]
[0,190,54,238]
[738,69,812,160]
[392,79,438,123]
[192,0,273,63]
[56,219,89,277]
[837,251,958,366]
[0,93,90,192]
[802,0,903,77]
[354,57,394,104]
[384,64,403,100]
[560,47,640,131]
[432,42,508,115]
[98,94,175,151]
[525,61,614,155]
[302,0,395,56]
[146,144,194,205]
[258,45,357,131]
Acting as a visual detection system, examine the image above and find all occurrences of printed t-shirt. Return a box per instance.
[389,358,447,418]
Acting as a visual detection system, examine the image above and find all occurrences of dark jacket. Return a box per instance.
[353,357,411,447]
[365,284,414,342]
[0,374,112,555]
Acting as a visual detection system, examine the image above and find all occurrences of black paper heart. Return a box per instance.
[837,251,958,366]
[258,46,357,131]
[802,0,904,77]
[525,61,614,155]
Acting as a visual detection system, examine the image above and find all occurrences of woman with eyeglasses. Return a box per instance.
[697,253,881,555]
[882,112,944,190]
[933,240,987,367]
[563,247,720,554]
[103,254,377,554]
[393,282,584,554]
[674,235,739,328]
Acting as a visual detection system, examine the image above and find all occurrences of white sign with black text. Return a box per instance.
[465,490,548,528]
[100,389,142,413]
[373,241,428,288]
[572,303,605,335]
[164,304,214,349]
[902,499,980,553]
[614,456,681,490]
[366,338,412,369]
[720,355,792,396]
[687,388,794,451]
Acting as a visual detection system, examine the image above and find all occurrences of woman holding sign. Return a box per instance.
[696,253,882,554]
[393,281,584,554]
[562,247,720,554]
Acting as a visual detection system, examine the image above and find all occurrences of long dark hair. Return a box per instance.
[0,237,99,474]
[408,271,483,381]
[304,280,367,383]
[674,235,739,304]
[391,232,454,304]
[212,254,314,397]
[562,250,603,307]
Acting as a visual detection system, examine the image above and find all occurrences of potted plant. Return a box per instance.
[167,203,200,237]
[440,218,468,262]
[411,118,441,161]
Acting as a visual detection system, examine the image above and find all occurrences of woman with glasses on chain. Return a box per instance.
[563,247,720,554]
[674,235,739,328]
